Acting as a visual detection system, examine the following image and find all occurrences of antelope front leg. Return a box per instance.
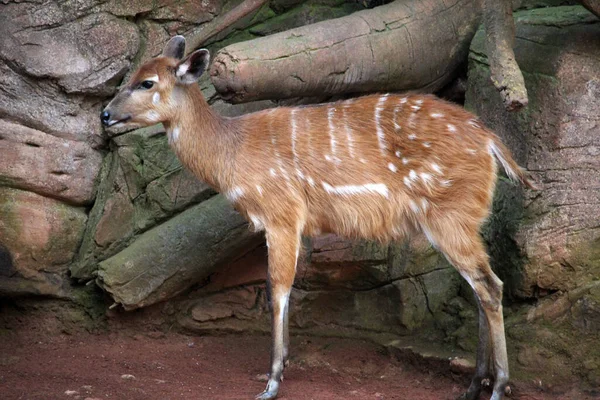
[256,227,300,400]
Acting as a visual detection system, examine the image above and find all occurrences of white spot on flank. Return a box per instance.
[146,75,159,82]
[404,177,412,188]
[430,113,444,118]
[152,92,160,105]
[420,172,433,185]
[423,142,431,148]
[409,199,420,213]
[409,170,418,181]
[388,163,398,173]
[411,105,421,112]
[400,97,408,104]
[431,163,442,174]
[270,168,277,177]
[375,95,389,154]
[359,158,367,164]
[256,185,263,196]
[421,198,429,212]
[395,150,401,157]
[415,99,423,105]
[402,158,410,165]
[322,182,389,198]
[440,179,452,187]
[307,176,315,187]
[227,187,244,202]
[296,168,305,179]
[408,134,416,140]
[467,148,477,155]
[447,124,457,133]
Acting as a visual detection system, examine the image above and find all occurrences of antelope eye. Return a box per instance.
[140,80,154,90]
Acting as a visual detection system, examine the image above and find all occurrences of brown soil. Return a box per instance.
[0,327,594,400]
[0,301,594,400]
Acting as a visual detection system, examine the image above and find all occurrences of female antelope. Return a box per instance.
[102,36,536,400]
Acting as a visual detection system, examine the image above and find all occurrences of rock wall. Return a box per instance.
[1,0,599,392]
[465,5,600,387]
[0,0,365,298]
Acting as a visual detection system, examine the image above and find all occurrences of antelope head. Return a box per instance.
[100,36,210,129]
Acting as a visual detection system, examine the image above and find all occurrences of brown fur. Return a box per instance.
[103,41,537,400]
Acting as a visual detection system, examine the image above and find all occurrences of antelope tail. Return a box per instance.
[488,136,539,190]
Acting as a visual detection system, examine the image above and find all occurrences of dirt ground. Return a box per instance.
[0,324,596,400]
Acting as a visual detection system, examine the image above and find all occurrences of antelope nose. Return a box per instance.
[100,110,111,126]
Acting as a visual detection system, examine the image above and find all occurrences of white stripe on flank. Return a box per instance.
[291,109,298,162]
[343,105,355,159]
[327,107,337,157]
[375,95,389,154]
[322,182,389,198]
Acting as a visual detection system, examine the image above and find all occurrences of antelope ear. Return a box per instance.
[175,49,210,85]
[162,35,186,60]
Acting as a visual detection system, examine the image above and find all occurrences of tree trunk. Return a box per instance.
[210,0,482,103]
[96,195,263,310]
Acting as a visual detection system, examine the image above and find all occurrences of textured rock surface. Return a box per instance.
[96,195,263,310]
[466,5,600,386]
[0,187,87,297]
[467,5,600,298]
[0,120,103,205]
[179,235,461,335]
[70,126,216,280]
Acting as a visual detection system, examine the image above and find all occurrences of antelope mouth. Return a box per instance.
[106,115,131,127]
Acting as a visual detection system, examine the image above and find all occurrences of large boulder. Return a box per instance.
[0,120,103,205]
[466,5,600,387]
[179,234,462,336]
[0,187,87,297]
[466,5,600,299]
[96,194,263,310]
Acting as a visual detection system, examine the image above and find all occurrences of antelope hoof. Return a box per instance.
[255,389,278,400]
[255,380,280,400]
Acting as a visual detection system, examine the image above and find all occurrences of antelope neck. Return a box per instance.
[163,85,239,192]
